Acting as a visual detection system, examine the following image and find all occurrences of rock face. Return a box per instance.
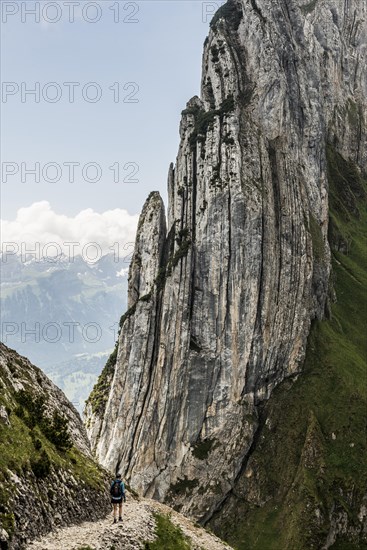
[86,0,366,527]
[0,344,110,549]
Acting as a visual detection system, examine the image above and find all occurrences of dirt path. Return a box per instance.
[27,497,233,550]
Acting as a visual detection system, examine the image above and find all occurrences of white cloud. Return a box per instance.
[1,201,139,261]
[116,267,129,278]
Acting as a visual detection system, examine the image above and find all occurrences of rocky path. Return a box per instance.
[27,497,233,550]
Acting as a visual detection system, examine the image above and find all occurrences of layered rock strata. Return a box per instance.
[86,0,366,523]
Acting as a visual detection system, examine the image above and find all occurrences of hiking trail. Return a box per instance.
[27,497,233,549]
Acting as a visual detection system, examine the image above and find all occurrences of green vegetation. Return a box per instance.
[192,439,218,460]
[220,96,235,114]
[347,99,359,128]
[0,385,105,490]
[169,476,199,498]
[119,304,137,329]
[119,290,154,327]
[309,213,326,262]
[155,266,168,292]
[189,336,202,353]
[88,284,163,413]
[89,257,170,416]
[85,345,117,416]
[154,227,192,291]
[144,513,191,550]
[327,145,366,258]
[300,0,318,15]
[211,45,220,63]
[182,96,236,150]
[137,191,161,232]
[223,135,235,146]
[30,450,51,479]
[176,228,190,242]
[331,540,367,550]
[212,148,367,549]
[140,292,152,302]
[210,0,243,30]
[0,511,15,540]
[210,164,221,186]
[167,238,192,275]
[0,357,107,545]
[210,42,226,63]
[14,390,72,451]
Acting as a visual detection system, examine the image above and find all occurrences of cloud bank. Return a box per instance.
[1,201,139,261]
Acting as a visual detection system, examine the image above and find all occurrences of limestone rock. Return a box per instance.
[86,0,366,525]
[0,405,10,426]
[0,528,9,543]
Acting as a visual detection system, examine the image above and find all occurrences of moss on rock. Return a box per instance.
[169,477,199,498]
[86,346,117,416]
[192,439,218,460]
[210,0,243,31]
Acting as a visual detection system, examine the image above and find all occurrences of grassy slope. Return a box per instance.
[211,149,367,549]
[0,352,107,541]
[144,513,191,550]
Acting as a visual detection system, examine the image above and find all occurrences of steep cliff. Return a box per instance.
[0,344,109,549]
[209,146,367,548]
[86,0,366,540]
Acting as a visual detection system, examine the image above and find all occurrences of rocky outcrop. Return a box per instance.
[86,0,366,528]
[0,344,110,549]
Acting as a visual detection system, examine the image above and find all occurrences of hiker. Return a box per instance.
[110,473,126,523]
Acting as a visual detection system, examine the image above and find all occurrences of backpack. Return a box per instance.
[111,480,123,498]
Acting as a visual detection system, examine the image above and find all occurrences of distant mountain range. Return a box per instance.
[0,253,128,411]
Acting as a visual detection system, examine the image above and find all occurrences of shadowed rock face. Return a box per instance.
[86,0,366,522]
[0,344,110,548]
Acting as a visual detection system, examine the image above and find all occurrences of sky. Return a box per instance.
[1,0,224,252]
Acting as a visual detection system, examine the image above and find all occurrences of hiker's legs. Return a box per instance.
[119,502,123,520]
[113,503,117,519]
